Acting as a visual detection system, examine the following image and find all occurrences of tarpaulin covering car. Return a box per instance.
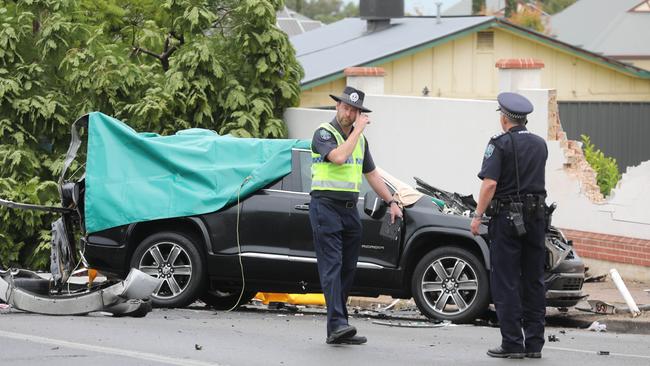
[84,112,309,233]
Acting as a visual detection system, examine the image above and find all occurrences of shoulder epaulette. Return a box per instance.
[490,132,506,140]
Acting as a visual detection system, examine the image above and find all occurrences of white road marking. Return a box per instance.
[546,346,650,360]
[0,330,225,366]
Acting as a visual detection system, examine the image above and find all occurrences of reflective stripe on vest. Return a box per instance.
[311,123,365,193]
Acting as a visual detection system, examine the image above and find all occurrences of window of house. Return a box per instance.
[477,31,495,51]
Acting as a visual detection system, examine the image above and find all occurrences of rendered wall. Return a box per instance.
[285,91,650,239]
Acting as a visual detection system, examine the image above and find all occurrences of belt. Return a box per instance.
[487,194,545,217]
[318,196,357,209]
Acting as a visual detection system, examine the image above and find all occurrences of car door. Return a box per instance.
[287,149,402,292]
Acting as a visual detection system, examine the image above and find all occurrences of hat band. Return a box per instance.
[500,108,526,120]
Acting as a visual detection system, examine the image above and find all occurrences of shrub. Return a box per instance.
[581,135,621,197]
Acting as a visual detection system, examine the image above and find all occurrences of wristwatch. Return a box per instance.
[471,211,484,219]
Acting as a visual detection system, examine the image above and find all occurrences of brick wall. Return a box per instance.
[561,228,650,267]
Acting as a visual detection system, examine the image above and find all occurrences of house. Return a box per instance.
[291,3,650,170]
[550,0,650,71]
[291,10,650,108]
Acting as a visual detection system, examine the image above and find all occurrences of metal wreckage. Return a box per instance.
[0,116,161,316]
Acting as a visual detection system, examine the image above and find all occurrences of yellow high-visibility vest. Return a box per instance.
[311,123,365,192]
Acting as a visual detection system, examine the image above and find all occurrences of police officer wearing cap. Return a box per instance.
[470,92,548,359]
[310,86,402,345]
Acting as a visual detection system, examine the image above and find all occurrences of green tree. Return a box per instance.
[0,0,303,269]
[284,0,358,24]
[508,5,545,33]
[540,0,577,15]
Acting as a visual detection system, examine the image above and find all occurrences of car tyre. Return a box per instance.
[200,289,257,310]
[130,231,205,308]
[411,246,489,323]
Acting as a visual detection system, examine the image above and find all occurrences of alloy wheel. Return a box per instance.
[420,256,479,316]
[137,241,193,300]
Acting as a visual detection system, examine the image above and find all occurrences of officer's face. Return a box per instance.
[336,102,360,127]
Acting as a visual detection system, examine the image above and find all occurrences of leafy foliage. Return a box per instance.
[508,5,545,33]
[0,0,303,269]
[581,135,621,197]
[284,0,358,24]
[540,0,577,15]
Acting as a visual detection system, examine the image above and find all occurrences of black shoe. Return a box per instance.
[336,335,367,345]
[525,352,542,358]
[326,325,357,344]
[486,346,525,359]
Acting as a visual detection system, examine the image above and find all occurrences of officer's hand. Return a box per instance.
[355,112,370,131]
[470,217,481,236]
[390,203,402,224]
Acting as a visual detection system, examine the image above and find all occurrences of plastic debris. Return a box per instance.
[584,273,608,283]
[587,321,607,332]
[372,320,450,328]
[195,344,202,350]
[547,334,559,342]
[597,351,609,356]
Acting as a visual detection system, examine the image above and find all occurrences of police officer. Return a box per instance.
[470,92,548,359]
[310,86,402,345]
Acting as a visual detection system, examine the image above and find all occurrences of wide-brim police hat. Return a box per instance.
[330,86,372,113]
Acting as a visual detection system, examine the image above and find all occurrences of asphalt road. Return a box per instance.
[1,306,649,366]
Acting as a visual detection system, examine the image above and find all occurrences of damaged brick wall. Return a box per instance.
[561,228,650,267]
[547,90,605,203]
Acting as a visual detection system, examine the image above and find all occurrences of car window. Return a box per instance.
[299,150,373,194]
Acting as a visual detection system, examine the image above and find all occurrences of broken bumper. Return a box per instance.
[0,268,161,316]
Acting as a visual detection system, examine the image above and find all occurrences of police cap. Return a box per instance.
[496,92,533,120]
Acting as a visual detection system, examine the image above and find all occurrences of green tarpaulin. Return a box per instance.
[85,112,309,234]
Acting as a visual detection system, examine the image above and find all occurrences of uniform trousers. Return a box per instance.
[488,212,546,353]
[309,196,362,336]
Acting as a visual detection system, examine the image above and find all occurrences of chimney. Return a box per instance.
[344,67,386,95]
[360,0,404,33]
[495,58,544,93]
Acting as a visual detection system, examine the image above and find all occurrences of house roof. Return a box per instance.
[550,0,650,57]
[291,15,650,90]
[276,7,322,37]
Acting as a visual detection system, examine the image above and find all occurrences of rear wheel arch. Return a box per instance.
[126,217,210,265]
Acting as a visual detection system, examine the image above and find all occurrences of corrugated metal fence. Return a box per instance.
[558,102,650,171]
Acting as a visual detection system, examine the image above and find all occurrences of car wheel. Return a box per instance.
[411,246,489,323]
[200,289,257,310]
[130,231,205,308]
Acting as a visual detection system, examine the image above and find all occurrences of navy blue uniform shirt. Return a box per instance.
[310,118,376,201]
[478,125,547,198]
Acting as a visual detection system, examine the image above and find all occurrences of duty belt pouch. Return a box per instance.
[380,215,402,241]
[485,200,498,217]
[508,202,527,237]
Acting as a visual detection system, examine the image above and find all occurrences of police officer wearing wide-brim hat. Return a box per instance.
[309,86,402,345]
[471,92,548,359]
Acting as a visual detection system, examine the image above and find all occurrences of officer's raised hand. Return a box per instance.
[354,111,370,131]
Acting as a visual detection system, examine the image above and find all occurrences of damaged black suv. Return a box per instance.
[68,148,584,323]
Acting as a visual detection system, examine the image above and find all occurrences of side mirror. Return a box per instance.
[364,191,386,219]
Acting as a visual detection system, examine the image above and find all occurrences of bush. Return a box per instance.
[581,135,621,197]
